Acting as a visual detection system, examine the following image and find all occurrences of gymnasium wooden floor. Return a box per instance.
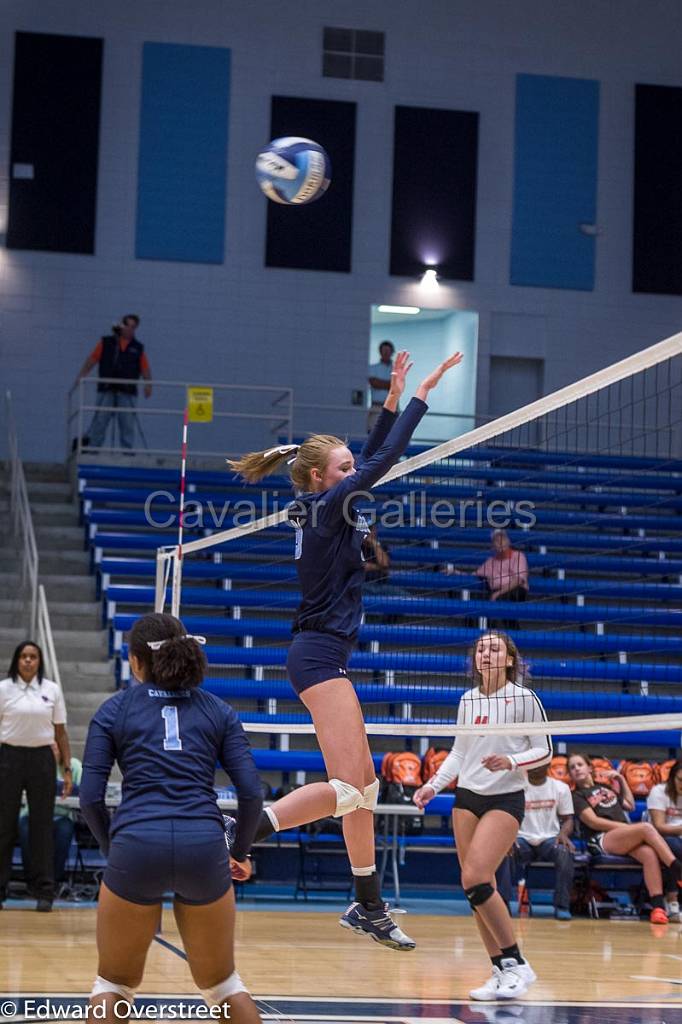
[1,905,681,1022]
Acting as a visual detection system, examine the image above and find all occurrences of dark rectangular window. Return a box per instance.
[390,105,478,280]
[265,97,356,273]
[355,31,384,56]
[322,52,352,79]
[633,84,682,295]
[7,31,103,253]
[322,26,384,82]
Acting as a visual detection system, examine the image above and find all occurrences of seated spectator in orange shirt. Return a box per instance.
[75,314,152,451]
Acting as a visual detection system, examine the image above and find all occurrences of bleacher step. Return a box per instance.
[32,502,82,526]
[0,598,100,626]
[0,481,74,503]
[27,481,74,502]
[53,630,109,660]
[24,462,70,484]
[67,725,93,755]
[35,525,85,544]
[60,662,117,693]
[0,574,96,604]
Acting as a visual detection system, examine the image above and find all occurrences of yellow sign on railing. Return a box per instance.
[187,387,214,423]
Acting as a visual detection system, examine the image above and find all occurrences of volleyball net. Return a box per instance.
[150,332,682,749]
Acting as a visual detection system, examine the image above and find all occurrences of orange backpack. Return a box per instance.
[548,755,571,787]
[656,760,677,784]
[381,751,423,788]
[590,757,615,786]
[617,760,657,797]
[422,747,456,790]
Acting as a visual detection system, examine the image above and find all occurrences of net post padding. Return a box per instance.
[154,548,173,613]
[244,713,682,737]
[161,330,682,561]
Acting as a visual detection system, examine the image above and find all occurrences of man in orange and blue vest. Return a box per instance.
[76,314,152,450]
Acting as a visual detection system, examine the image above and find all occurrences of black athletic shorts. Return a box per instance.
[454,786,525,826]
[286,630,355,695]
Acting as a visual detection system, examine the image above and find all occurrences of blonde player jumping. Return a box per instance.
[228,350,462,950]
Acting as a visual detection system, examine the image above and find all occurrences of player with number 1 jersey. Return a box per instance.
[80,613,263,1024]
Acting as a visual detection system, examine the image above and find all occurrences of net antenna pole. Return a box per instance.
[171,407,189,619]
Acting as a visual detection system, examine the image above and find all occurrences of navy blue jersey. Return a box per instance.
[80,683,262,861]
[290,397,427,638]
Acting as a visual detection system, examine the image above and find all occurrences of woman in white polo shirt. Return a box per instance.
[648,759,682,922]
[0,641,72,911]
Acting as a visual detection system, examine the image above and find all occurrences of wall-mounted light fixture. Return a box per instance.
[377,304,421,314]
[420,268,439,286]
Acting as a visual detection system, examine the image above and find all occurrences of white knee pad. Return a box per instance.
[201,971,248,1006]
[329,778,364,817]
[360,778,380,811]
[91,975,136,1004]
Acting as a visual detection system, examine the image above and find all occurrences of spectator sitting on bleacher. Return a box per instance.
[515,764,575,920]
[647,759,682,922]
[476,530,529,605]
[18,742,81,892]
[568,753,682,924]
[440,529,529,628]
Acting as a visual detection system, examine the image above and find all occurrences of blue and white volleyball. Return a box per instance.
[255,137,331,205]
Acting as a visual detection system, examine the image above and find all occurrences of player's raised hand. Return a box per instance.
[388,350,413,400]
[417,352,463,398]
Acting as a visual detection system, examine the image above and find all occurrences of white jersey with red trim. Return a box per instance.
[428,682,553,797]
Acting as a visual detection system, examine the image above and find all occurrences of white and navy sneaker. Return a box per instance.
[469,967,502,1000]
[496,958,537,1000]
[223,814,237,851]
[339,901,416,950]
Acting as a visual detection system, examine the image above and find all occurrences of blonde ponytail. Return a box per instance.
[226,445,298,483]
[227,435,346,490]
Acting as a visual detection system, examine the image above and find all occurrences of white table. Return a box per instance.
[59,796,425,904]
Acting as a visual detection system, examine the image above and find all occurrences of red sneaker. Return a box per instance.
[650,907,669,924]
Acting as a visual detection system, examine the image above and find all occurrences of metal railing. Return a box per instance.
[66,378,294,460]
[292,403,491,443]
[37,583,61,688]
[6,390,38,637]
[5,392,61,686]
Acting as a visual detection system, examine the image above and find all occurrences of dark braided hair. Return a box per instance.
[128,613,206,690]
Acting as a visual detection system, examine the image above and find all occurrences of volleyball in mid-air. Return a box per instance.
[255,137,331,205]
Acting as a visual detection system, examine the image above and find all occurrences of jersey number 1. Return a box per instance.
[161,705,182,751]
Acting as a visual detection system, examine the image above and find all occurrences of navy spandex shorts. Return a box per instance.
[286,630,355,695]
[104,818,231,905]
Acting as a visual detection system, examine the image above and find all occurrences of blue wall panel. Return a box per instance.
[510,73,599,290]
[136,43,230,263]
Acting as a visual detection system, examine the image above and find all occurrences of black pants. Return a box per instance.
[0,745,56,901]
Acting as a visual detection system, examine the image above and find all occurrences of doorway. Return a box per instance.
[369,305,479,442]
